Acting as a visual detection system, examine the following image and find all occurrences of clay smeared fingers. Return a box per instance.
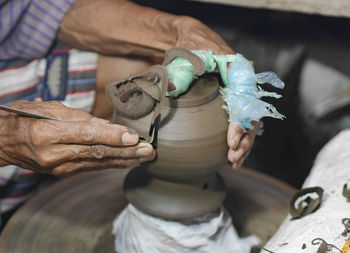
[228,122,258,169]
[234,121,259,151]
[236,150,251,169]
[49,121,139,146]
[51,156,153,176]
[228,148,243,164]
[235,132,255,151]
[227,122,244,150]
[228,148,250,170]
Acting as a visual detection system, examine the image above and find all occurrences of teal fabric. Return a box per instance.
[166,50,235,97]
[165,51,285,131]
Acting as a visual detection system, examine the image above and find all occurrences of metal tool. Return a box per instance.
[0,105,59,121]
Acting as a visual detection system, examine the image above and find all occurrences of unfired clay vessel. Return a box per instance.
[106,50,229,219]
[115,75,228,179]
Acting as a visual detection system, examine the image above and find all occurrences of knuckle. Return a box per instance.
[71,109,92,121]
[79,124,96,143]
[28,122,45,146]
[36,151,53,167]
[90,145,106,159]
[184,16,203,27]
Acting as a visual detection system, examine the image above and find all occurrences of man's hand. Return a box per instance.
[173,17,233,55]
[227,121,259,169]
[0,101,155,176]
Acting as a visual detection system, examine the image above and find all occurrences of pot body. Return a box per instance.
[112,75,228,180]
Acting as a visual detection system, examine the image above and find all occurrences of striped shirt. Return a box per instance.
[0,0,76,60]
[0,0,98,214]
[0,48,98,213]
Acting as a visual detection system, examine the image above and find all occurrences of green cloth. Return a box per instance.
[166,50,235,97]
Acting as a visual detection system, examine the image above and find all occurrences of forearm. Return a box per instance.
[58,0,185,57]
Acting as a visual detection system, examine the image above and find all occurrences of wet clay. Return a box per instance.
[105,65,168,121]
[106,48,229,218]
[111,75,229,218]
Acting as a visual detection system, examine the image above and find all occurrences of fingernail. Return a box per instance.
[122,132,138,145]
[136,147,152,157]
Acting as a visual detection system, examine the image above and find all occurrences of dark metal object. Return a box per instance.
[0,105,59,121]
[343,183,350,202]
[342,218,350,237]
[0,167,296,252]
[312,238,342,253]
[289,186,324,219]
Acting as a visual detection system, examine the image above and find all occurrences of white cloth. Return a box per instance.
[264,130,350,252]
[112,204,260,253]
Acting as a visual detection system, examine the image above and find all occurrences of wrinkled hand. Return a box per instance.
[173,17,233,55]
[227,121,259,169]
[0,101,155,176]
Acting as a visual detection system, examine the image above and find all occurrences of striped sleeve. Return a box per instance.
[0,0,76,60]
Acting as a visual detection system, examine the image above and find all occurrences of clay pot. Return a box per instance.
[107,72,229,218]
[113,75,228,180]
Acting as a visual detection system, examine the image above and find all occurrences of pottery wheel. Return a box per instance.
[0,166,296,252]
